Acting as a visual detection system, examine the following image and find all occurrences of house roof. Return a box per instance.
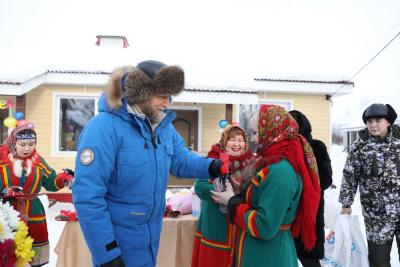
[254,77,354,97]
[0,44,353,103]
[0,69,259,104]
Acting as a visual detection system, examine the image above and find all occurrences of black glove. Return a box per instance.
[209,159,222,178]
[100,256,125,267]
[63,168,75,176]
[209,156,231,178]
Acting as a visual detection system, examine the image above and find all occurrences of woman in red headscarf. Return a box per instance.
[191,124,262,267]
[211,105,320,267]
[0,125,72,266]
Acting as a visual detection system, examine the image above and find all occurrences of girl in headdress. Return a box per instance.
[0,125,72,266]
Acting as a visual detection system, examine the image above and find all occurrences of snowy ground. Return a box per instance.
[43,145,399,266]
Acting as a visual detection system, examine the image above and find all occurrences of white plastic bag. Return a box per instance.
[324,188,342,228]
[191,193,201,218]
[348,215,369,267]
[322,215,369,267]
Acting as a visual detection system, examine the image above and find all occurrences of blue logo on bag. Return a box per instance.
[327,236,335,244]
[351,242,356,251]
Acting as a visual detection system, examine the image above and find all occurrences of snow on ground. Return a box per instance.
[44,145,399,266]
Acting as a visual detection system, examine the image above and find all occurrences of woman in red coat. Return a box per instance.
[191,124,262,267]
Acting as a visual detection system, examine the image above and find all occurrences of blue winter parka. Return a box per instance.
[73,94,213,266]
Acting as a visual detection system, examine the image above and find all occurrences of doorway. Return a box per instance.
[169,107,201,187]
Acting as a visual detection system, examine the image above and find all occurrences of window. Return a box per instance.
[53,94,99,155]
[237,99,293,152]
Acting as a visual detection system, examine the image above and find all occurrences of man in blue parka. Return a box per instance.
[73,60,226,267]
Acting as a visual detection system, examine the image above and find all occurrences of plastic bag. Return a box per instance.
[324,188,342,228]
[191,193,201,218]
[322,215,369,267]
[166,189,193,215]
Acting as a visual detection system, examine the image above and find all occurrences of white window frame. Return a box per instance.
[235,99,293,122]
[52,92,100,157]
[258,98,293,111]
[169,106,203,153]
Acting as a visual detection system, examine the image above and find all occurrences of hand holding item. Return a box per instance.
[6,186,24,196]
[211,181,235,207]
[341,207,352,214]
[56,169,74,188]
[208,157,231,178]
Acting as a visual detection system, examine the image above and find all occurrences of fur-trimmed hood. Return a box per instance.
[106,60,184,109]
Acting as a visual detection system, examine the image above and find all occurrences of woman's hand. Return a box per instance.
[211,181,235,206]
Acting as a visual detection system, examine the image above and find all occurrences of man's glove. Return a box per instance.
[100,256,125,267]
[209,154,230,178]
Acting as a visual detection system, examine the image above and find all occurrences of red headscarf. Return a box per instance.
[3,125,38,160]
[207,125,262,192]
[207,124,255,166]
[256,104,320,251]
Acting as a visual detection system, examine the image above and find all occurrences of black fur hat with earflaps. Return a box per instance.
[106,60,184,109]
[362,103,397,125]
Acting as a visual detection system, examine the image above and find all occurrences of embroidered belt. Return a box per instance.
[279,224,291,231]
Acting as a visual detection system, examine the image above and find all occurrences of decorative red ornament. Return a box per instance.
[219,152,230,175]
[0,239,17,267]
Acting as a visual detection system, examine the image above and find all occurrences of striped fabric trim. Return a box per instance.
[38,161,52,175]
[194,230,202,238]
[236,230,246,267]
[246,210,260,238]
[195,225,234,250]
[251,167,269,186]
[1,166,11,188]
[28,168,41,193]
[251,176,259,186]
[28,214,46,222]
[33,240,49,247]
[245,185,253,203]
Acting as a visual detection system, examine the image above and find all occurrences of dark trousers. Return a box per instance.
[298,257,321,267]
[368,237,400,267]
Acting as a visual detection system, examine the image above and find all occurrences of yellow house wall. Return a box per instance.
[25,85,103,172]
[21,85,329,173]
[259,92,330,148]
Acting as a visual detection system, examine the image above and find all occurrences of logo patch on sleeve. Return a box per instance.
[80,148,95,166]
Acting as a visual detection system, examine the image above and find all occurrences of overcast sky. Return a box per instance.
[1,0,399,123]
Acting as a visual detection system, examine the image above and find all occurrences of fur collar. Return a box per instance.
[11,157,32,178]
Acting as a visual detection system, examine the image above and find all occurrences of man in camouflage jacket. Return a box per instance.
[339,103,400,267]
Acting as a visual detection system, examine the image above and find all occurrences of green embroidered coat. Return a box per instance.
[231,160,302,267]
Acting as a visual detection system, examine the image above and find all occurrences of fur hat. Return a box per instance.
[289,110,312,140]
[106,60,184,109]
[362,103,397,125]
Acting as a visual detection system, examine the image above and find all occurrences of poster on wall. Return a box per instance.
[238,100,292,152]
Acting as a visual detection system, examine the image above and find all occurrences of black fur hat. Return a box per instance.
[289,110,312,140]
[106,60,184,109]
[362,103,397,124]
